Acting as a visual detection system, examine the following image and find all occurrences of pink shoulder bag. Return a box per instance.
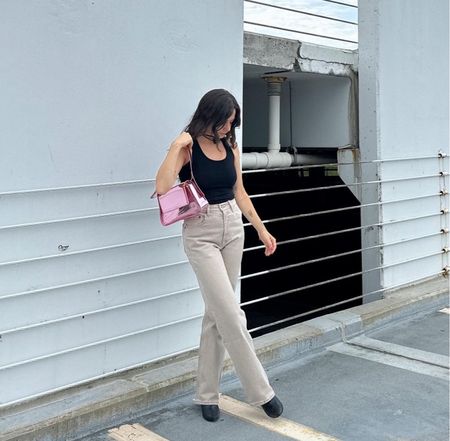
[151,147,208,226]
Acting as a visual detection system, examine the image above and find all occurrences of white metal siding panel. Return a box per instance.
[0,236,186,295]
[0,317,203,405]
[0,0,243,406]
[0,183,153,227]
[1,288,204,367]
[1,261,197,332]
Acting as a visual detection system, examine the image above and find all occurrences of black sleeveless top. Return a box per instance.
[178,138,237,204]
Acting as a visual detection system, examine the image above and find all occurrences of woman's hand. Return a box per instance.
[170,132,193,151]
[258,229,277,256]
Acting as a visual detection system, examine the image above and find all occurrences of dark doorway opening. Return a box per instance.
[241,159,363,338]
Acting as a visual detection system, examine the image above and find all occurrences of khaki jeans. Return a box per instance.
[182,198,275,406]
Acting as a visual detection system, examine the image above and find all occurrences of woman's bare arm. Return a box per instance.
[155,132,192,195]
[231,144,277,256]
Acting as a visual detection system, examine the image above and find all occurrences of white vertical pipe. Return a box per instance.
[264,76,286,152]
[268,94,280,151]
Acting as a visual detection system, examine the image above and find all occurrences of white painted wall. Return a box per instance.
[0,0,243,406]
[359,0,449,294]
[243,73,352,149]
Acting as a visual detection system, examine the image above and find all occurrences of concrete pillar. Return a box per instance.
[359,0,449,300]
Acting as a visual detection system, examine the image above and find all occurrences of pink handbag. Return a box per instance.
[151,147,208,226]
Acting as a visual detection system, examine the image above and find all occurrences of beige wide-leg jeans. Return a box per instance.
[182,198,275,406]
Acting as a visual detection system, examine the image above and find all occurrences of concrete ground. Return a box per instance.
[78,306,449,441]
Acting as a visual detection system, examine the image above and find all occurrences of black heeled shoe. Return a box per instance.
[201,404,220,422]
[261,395,283,418]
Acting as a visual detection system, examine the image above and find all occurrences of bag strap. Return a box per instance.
[186,144,194,180]
[185,142,207,197]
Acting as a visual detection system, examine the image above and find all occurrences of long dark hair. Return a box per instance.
[184,89,241,148]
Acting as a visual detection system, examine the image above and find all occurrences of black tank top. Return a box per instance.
[178,138,237,204]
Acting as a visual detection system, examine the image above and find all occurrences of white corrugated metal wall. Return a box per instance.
[0,0,243,406]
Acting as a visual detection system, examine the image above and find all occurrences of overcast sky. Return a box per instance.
[244,0,358,50]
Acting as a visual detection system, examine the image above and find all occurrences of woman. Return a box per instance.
[155,89,283,423]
